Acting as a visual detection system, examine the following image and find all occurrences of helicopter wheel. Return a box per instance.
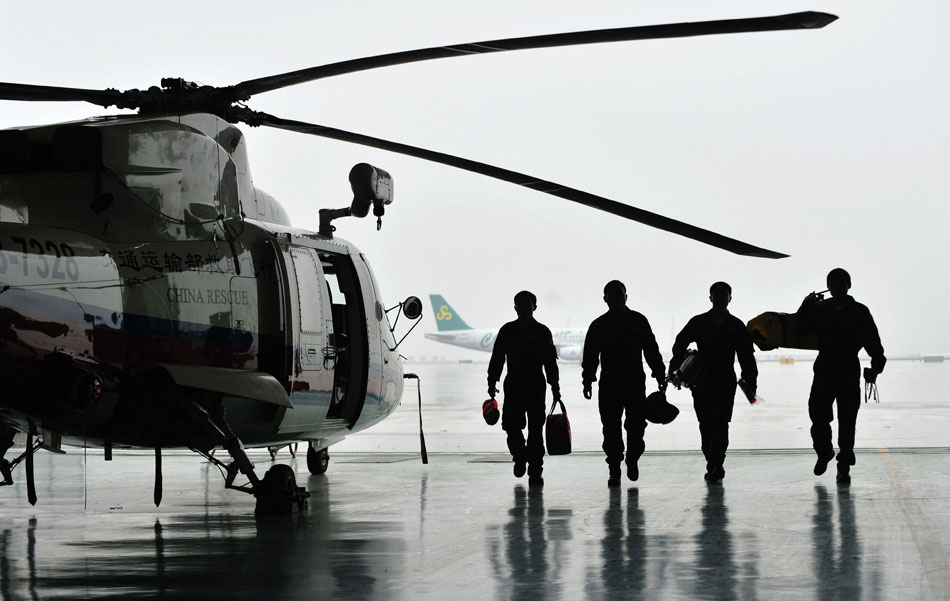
[267,446,280,460]
[255,464,310,514]
[307,443,329,475]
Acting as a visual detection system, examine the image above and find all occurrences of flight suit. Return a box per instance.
[582,308,665,473]
[798,295,885,466]
[488,319,559,477]
[670,312,757,472]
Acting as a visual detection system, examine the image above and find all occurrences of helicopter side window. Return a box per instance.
[322,260,348,352]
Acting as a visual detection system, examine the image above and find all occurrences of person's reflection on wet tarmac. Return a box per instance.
[694,484,737,599]
[812,484,862,601]
[595,487,646,600]
[508,485,549,599]
[487,484,572,601]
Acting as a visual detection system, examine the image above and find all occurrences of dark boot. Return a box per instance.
[814,451,835,476]
[513,460,526,478]
[607,465,621,487]
[704,465,725,482]
[836,463,851,484]
[626,462,639,482]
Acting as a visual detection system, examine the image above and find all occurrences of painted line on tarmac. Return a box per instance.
[879,448,950,600]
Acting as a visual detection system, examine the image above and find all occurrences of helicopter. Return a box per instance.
[0,11,835,513]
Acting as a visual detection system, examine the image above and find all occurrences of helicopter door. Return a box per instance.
[289,248,326,374]
[276,246,333,432]
[256,240,291,387]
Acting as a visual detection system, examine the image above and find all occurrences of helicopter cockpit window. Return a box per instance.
[321,259,350,345]
[322,262,344,306]
[119,125,240,239]
[320,252,369,351]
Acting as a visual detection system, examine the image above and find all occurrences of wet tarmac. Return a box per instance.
[335,361,950,453]
[0,448,948,600]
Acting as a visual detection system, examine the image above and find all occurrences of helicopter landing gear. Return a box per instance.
[0,459,11,486]
[307,443,329,475]
[190,403,309,513]
[0,424,15,486]
[0,431,42,505]
[189,402,261,491]
[200,436,308,513]
[267,442,298,460]
[217,434,261,492]
[254,464,309,515]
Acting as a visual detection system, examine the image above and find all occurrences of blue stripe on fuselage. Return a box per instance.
[0,280,255,349]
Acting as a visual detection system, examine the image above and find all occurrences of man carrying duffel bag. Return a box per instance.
[545,396,572,456]
[488,290,560,487]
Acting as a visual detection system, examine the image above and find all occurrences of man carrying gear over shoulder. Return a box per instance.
[488,290,560,486]
[582,280,666,488]
[798,268,885,484]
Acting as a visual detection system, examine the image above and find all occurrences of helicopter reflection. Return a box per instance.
[0,477,409,600]
[813,484,862,601]
[0,307,69,355]
[0,517,44,600]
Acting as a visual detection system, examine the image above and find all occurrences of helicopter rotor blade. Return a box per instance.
[257,113,788,259]
[0,81,125,107]
[226,11,836,100]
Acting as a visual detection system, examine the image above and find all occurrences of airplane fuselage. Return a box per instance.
[425,327,586,361]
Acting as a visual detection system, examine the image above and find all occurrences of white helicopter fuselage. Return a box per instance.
[0,112,405,453]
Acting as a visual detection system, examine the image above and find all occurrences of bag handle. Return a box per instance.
[549,397,567,416]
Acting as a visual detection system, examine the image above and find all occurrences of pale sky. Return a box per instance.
[2,0,947,359]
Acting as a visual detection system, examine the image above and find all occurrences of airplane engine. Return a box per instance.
[559,346,582,361]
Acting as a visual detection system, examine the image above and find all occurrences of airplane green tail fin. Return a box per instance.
[429,294,473,331]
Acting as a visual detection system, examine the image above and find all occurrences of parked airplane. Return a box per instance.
[425,295,585,360]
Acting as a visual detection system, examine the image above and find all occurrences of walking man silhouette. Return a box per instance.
[670,281,757,482]
[798,268,885,483]
[488,291,560,486]
[582,280,665,487]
